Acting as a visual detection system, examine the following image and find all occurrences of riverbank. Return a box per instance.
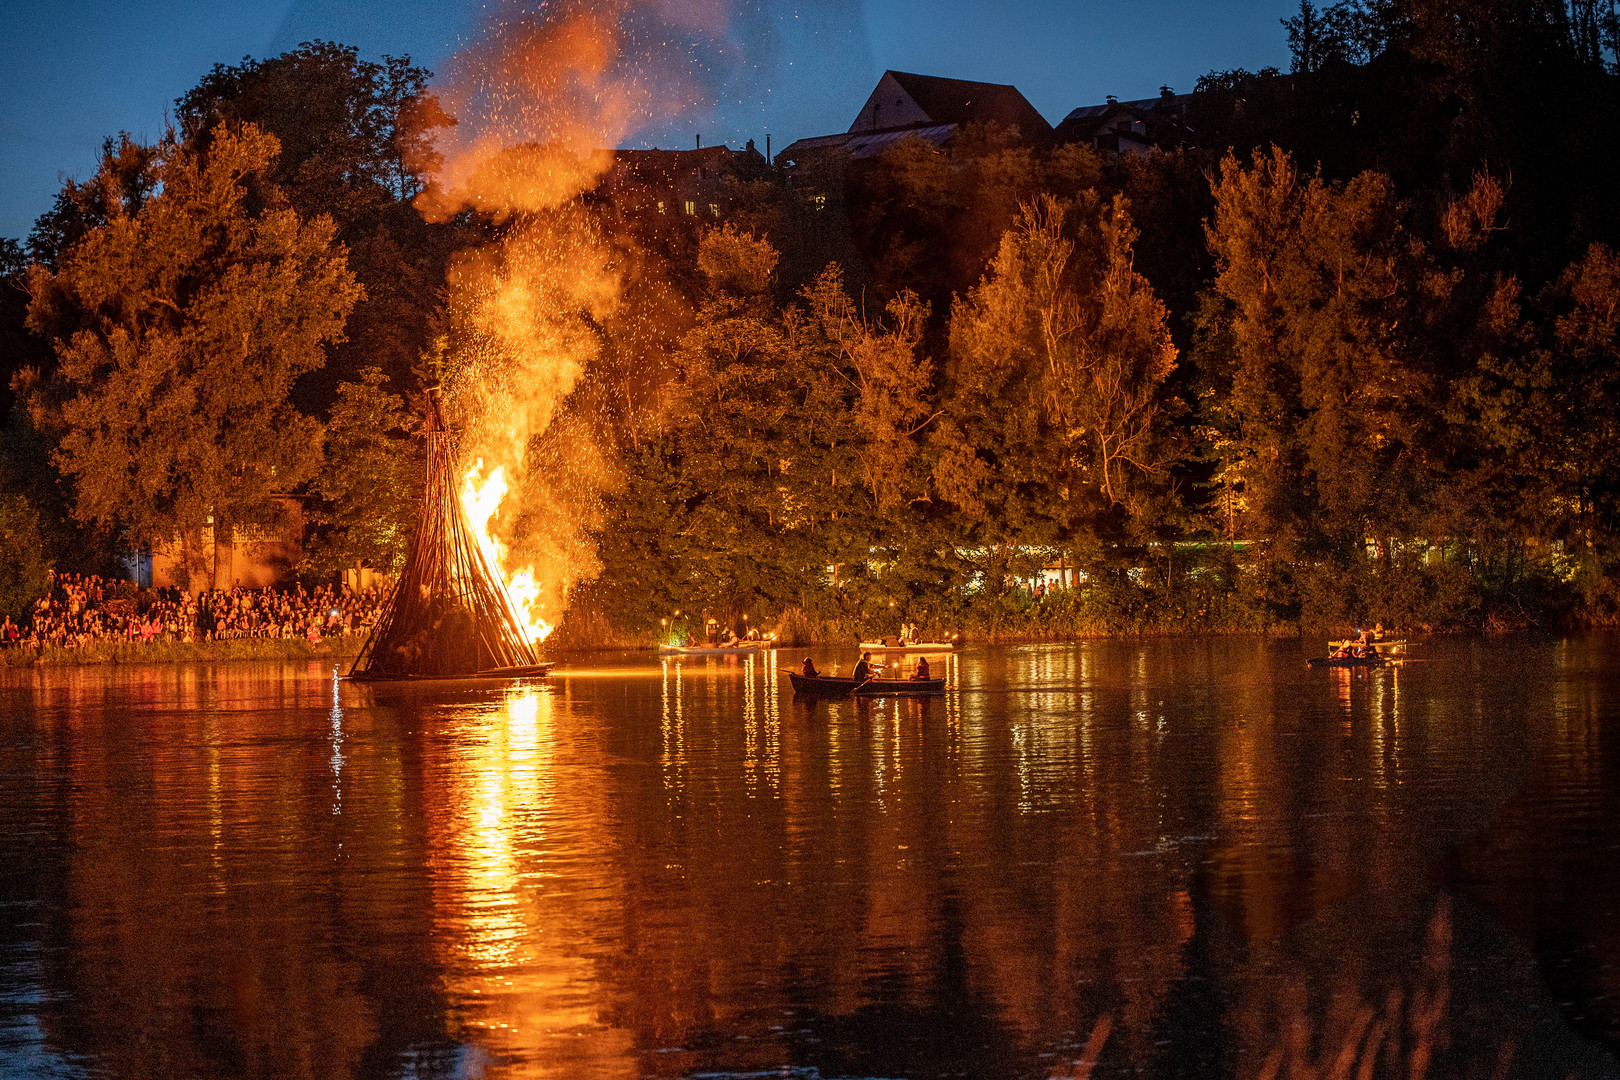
[0,637,365,668]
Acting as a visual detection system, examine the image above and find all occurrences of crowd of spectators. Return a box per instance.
[0,571,388,651]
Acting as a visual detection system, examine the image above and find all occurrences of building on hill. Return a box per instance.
[596,141,771,219]
[1053,88,1194,156]
[776,70,1052,168]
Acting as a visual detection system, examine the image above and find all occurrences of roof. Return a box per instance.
[605,143,770,186]
[777,124,957,166]
[856,71,1052,137]
[1053,93,1193,149]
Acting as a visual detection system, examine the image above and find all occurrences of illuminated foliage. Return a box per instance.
[301,367,422,576]
[25,125,361,583]
[176,42,460,409]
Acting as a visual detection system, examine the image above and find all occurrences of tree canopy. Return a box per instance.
[25,124,361,586]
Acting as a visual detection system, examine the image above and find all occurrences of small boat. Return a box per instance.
[658,641,770,656]
[1307,654,1386,668]
[857,639,959,652]
[786,671,946,697]
[1308,638,1407,668]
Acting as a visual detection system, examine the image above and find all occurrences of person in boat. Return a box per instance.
[912,656,930,681]
[802,657,819,678]
[851,650,875,686]
[684,629,697,647]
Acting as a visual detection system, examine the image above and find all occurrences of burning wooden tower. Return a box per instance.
[349,385,542,680]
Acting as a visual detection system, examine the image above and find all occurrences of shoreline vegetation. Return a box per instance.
[11,605,1620,668]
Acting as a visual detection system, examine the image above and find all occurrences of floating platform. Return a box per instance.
[857,640,958,652]
[347,662,554,684]
[658,642,771,656]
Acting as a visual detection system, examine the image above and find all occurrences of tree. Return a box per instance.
[798,268,935,517]
[950,193,1177,513]
[1548,242,1620,543]
[26,124,362,590]
[25,135,161,269]
[0,493,50,620]
[176,41,439,209]
[1203,149,1426,543]
[301,367,420,577]
[0,239,53,424]
[176,42,460,408]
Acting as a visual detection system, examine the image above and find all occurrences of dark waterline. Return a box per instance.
[1,636,1618,1079]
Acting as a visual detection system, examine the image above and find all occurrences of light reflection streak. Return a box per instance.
[744,653,759,796]
[764,656,782,793]
[429,685,636,1066]
[1333,666,1354,714]
[329,668,344,830]
[660,659,686,794]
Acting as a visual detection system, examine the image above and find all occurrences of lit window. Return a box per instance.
[684,200,696,215]
[812,193,827,211]
[657,200,666,214]
[709,203,720,217]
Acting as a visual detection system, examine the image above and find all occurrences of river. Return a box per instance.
[1,635,1618,1079]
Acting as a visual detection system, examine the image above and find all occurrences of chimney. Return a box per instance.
[766,134,771,163]
[696,133,702,148]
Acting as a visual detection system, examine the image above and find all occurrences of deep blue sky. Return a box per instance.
[0,0,1297,242]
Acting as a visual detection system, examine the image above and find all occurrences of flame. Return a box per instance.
[460,459,556,644]
[423,1,759,639]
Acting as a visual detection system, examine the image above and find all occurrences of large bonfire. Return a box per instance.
[352,1,757,677]
[349,386,548,679]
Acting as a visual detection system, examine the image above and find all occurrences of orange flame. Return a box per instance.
[460,460,555,644]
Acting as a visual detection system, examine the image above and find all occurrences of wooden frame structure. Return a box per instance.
[349,386,538,680]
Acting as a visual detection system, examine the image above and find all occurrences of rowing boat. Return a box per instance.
[1308,638,1408,667]
[786,671,945,697]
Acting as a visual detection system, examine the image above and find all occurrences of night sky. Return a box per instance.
[0,0,1297,242]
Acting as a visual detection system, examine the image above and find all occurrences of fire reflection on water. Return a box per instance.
[426,684,633,1073]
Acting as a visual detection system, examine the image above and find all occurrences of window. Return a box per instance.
[709,203,720,217]
[812,193,827,212]
[657,200,666,214]
[683,200,696,216]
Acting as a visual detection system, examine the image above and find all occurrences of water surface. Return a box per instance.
[2,636,1618,1079]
